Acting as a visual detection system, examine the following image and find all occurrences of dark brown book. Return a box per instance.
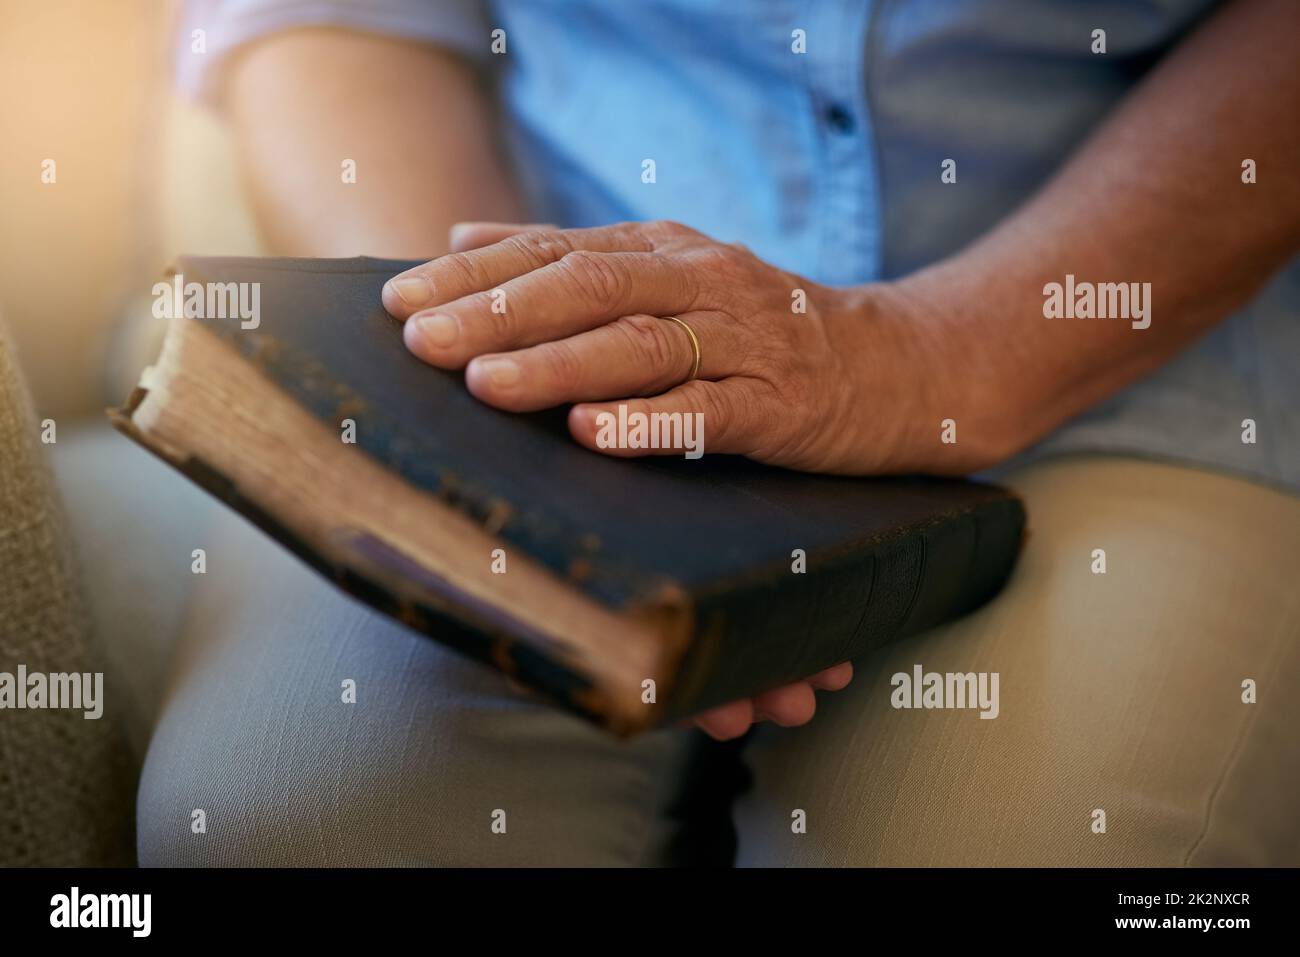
[112,256,1026,734]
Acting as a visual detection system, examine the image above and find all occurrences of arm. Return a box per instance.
[224,28,524,258]
[897,0,1300,464]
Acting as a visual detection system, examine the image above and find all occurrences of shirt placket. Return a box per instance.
[805,1,881,285]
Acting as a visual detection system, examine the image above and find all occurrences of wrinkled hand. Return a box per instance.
[383,220,998,475]
[382,220,987,737]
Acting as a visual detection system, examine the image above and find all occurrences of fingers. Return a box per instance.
[568,377,770,458]
[753,682,817,727]
[383,221,672,319]
[448,221,557,253]
[693,699,755,741]
[403,250,701,368]
[755,665,853,724]
[808,661,853,692]
[690,683,816,741]
[464,311,738,412]
[692,664,854,741]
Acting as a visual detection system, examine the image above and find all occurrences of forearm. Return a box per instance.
[894,0,1300,460]
[224,28,524,258]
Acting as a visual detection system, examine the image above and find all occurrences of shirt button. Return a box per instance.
[825,103,855,134]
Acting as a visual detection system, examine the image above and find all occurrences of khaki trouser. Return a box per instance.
[110,448,1300,867]
[736,456,1300,865]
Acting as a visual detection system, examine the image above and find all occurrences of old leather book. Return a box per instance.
[111,256,1026,734]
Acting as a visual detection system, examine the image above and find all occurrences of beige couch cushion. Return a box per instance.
[0,315,135,866]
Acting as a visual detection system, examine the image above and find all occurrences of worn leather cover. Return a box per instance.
[114,256,1027,731]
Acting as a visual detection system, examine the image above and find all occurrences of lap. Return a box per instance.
[138,453,1300,866]
[136,507,711,867]
[734,456,1300,866]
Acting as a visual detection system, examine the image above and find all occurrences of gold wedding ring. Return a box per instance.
[663,315,702,381]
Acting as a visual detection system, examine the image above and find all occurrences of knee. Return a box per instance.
[135,656,686,867]
[135,686,492,867]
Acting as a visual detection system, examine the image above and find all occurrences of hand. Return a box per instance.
[383,220,1011,475]
[689,662,854,741]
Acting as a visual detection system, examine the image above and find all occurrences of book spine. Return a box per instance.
[660,499,1025,721]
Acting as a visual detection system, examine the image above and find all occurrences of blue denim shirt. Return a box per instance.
[181,0,1300,491]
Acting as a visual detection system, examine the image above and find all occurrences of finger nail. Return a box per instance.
[387,276,432,308]
[411,313,459,349]
[475,357,521,388]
